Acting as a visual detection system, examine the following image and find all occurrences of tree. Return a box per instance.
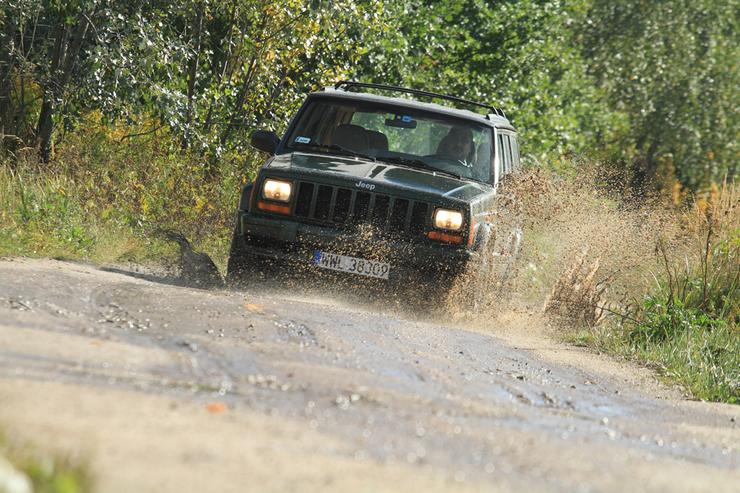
[0,0,388,162]
[582,0,739,190]
[357,0,619,164]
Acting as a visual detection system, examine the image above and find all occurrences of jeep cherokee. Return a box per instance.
[227,81,521,301]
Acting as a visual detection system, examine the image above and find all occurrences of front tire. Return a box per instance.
[226,224,257,286]
[447,226,522,314]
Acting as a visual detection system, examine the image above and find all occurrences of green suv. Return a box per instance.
[227,82,521,301]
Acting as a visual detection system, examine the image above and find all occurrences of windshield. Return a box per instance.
[284,98,494,182]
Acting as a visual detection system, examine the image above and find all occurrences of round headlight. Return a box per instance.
[262,179,292,202]
[434,208,463,231]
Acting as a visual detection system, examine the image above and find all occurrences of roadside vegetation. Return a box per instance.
[0,122,240,268]
[1,434,90,493]
[520,168,739,404]
[599,182,739,403]
[0,0,737,404]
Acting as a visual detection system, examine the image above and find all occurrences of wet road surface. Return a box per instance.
[0,258,738,492]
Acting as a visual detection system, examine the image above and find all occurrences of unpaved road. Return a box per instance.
[0,258,738,492]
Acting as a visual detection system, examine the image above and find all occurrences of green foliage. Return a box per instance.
[1,434,91,493]
[586,183,740,403]
[356,0,621,163]
[1,0,735,189]
[582,0,739,189]
[1,0,388,160]
[24,459,91,493]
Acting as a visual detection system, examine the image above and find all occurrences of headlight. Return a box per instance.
[433,208,463,231]
[262,179,292,202]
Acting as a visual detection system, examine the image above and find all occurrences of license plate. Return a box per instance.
[312,251,390,280]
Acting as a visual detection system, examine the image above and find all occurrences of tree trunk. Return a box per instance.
[203,3,237,133]
[182,4,204,150]
[36,13,89,162]
[219,53,259,146]
[36,22,67,162]
[0,15,17,148]
[219,12,269,147]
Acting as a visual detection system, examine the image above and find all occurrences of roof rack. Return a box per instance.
[332,81,507,118]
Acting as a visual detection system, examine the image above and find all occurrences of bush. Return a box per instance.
[587,180,739,403]
[517,165,738,403]
[0,118,258,267]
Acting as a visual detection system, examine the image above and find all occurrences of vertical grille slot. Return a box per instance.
[371,195,390,229]
[333,188,352,223]
[409,202,429,235]
[389,198,409,233]
[315,185,333,220]
[294,182,314,217]
[285,180,427,241]
[353,191,371,221]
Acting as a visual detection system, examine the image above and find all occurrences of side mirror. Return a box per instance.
[250,130,280,155]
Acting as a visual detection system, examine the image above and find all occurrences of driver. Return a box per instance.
[436,126,475,164]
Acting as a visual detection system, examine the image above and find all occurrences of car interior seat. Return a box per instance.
[436,129,475,163]
[331,124,370,153]
[365,130,389,152]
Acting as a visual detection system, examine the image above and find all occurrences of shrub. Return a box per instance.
[0,118,259,267]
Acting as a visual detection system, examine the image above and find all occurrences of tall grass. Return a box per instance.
[519,167,739,403]
[1,118,259,267]
[618,181,739,402]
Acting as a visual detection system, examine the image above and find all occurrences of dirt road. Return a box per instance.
[0,258,737,492]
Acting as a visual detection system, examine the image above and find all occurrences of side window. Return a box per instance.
[500,134,512,174]
[510,136,520,169]
[506,135,514,173]
[496,133,506,181]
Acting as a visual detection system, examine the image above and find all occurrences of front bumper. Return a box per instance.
[236,211,475,282]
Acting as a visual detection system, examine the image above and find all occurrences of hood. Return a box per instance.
[266,152,490,202]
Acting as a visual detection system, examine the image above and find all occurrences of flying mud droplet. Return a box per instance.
[7,297,32,311]
[156,229,224,288]
[206,401,228,413]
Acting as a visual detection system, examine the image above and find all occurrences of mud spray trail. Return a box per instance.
[0,258,738,492]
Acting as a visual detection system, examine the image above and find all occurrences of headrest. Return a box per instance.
[476,142,491,166]
[331,124,369,152]
[366,130,388,151]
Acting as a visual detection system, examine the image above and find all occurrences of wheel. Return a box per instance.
[449,226,522,315]
[226,225,259,286]
[468,238,496,313]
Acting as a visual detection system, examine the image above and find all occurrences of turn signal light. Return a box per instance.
[428,230,464,245]
[257,200,291,215]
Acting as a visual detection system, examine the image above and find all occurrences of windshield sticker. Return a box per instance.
[385,114,417,129]
[294,136,311,144]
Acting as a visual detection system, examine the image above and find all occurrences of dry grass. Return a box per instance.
[543,250,608,327]
[510,164,738,402]
[510,164,679,314]
[0,121,258,268]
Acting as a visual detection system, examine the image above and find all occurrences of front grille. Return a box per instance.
[292,181,430,238]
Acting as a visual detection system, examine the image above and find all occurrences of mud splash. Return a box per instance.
[164,164,682,333]
[458,164,682,330]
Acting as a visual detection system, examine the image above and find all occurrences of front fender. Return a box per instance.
[239,183,254,211]
[472,222,494,252]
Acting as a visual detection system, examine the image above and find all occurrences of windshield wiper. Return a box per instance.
[380,155,464,181]
[291,142,376,161]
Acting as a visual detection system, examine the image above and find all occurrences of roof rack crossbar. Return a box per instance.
[333,81,506,117]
